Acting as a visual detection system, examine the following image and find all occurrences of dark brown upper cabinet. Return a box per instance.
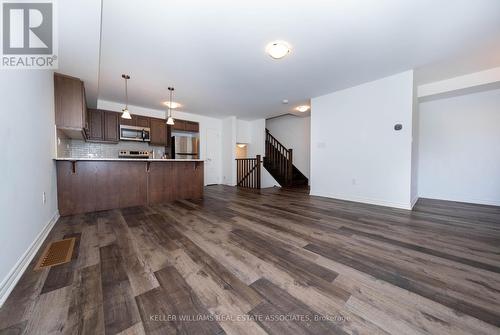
[172,119,199,133]
[87,109,104,141]
[104,112,119,142]
[137,116,150,128]
[120,114,150,128]
[150,118,167,146]
[186,121,199,132]
[172,119,186,131]
[87,109,119,143]
[54,73,88,138]
[119,114,137,126]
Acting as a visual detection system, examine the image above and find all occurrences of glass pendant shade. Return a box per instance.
[121,108,132,119]
[166,116,175,125]
[121,74,132,119]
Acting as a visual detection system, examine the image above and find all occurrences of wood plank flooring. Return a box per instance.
[1,185,499,335]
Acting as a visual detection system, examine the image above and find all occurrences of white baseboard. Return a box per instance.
[418,195,500,207]
[0,211,60,307]
[410,196,420,209]
[310,190,413,210]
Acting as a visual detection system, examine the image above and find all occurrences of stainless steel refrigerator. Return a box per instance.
[172,136,199,159]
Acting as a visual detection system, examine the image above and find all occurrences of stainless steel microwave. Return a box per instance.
[119,125,151,142]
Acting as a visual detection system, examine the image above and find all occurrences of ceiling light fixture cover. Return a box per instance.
[296,105,310,112]
[121,74,132,119]
[266,40,291,59]
[164,101,182,109]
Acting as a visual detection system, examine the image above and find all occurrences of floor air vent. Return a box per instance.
[34,238,76,270]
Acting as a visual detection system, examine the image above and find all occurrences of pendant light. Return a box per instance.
[166,86,175,125]
[121,74,132,119]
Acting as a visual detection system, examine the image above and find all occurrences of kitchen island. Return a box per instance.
[55,158,203,216]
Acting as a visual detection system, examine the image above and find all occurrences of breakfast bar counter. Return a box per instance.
[55,158,204,216]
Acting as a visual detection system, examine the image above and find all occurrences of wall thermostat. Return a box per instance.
[394,124,403,131]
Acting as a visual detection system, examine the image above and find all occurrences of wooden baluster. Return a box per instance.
[288,149,293,186]
[250,159,252,188]
[250,160,255,188]
[251,158,254,189]
[249,159,251,188]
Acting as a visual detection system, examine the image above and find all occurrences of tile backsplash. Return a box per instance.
[57,138,166,159]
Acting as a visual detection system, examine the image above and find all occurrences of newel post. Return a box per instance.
[256,155,261,189]
[287,149,293,185]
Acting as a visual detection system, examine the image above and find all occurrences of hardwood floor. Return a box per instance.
[1,185,499,335]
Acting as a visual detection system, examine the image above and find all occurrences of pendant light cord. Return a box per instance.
[167,87,174,118]
[169,89,172,118]
[125,77,128,110]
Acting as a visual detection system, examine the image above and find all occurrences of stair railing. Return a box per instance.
[236,155,261,189]
[265,129,293,185]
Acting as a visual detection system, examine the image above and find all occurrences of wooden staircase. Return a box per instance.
[264,129,308,187]
[236,155,261,189]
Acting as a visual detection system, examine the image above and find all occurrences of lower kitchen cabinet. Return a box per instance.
[56,160,204,215]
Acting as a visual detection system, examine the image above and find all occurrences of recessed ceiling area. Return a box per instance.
[68,0,500,119]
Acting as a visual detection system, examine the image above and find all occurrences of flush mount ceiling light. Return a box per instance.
[295,105,310,113]
[166,87,175,125]
[163,101,182,109]
[121,74,132,119]
[266,40,291,59]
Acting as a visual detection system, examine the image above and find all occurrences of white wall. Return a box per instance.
[311,71,415,209]
[97,100,223,185]
[418,88,500,206]
[266,115,311,179]
[0,71,58,306]
[221,116,237,186]
[237,119,251,144]
[410,75,420,206]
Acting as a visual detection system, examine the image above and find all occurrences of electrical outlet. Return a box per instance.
[42,192,46,204]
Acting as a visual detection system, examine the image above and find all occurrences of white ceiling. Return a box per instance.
[58,0,102,104]
[61,0,500,119]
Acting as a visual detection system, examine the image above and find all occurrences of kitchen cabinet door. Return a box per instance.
[88,109,104,141]
[54,73,87,132]
[186,121,199,132]
[172,119,187,131]
[104,112,119,142]
[137,116,150,128]
[120,114,137,126]
[150,118,166,146]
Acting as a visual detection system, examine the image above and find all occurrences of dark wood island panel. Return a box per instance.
[148,161,204,204]
[56,160,203,216]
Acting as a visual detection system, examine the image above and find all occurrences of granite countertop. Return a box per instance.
[54,157,203,162]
